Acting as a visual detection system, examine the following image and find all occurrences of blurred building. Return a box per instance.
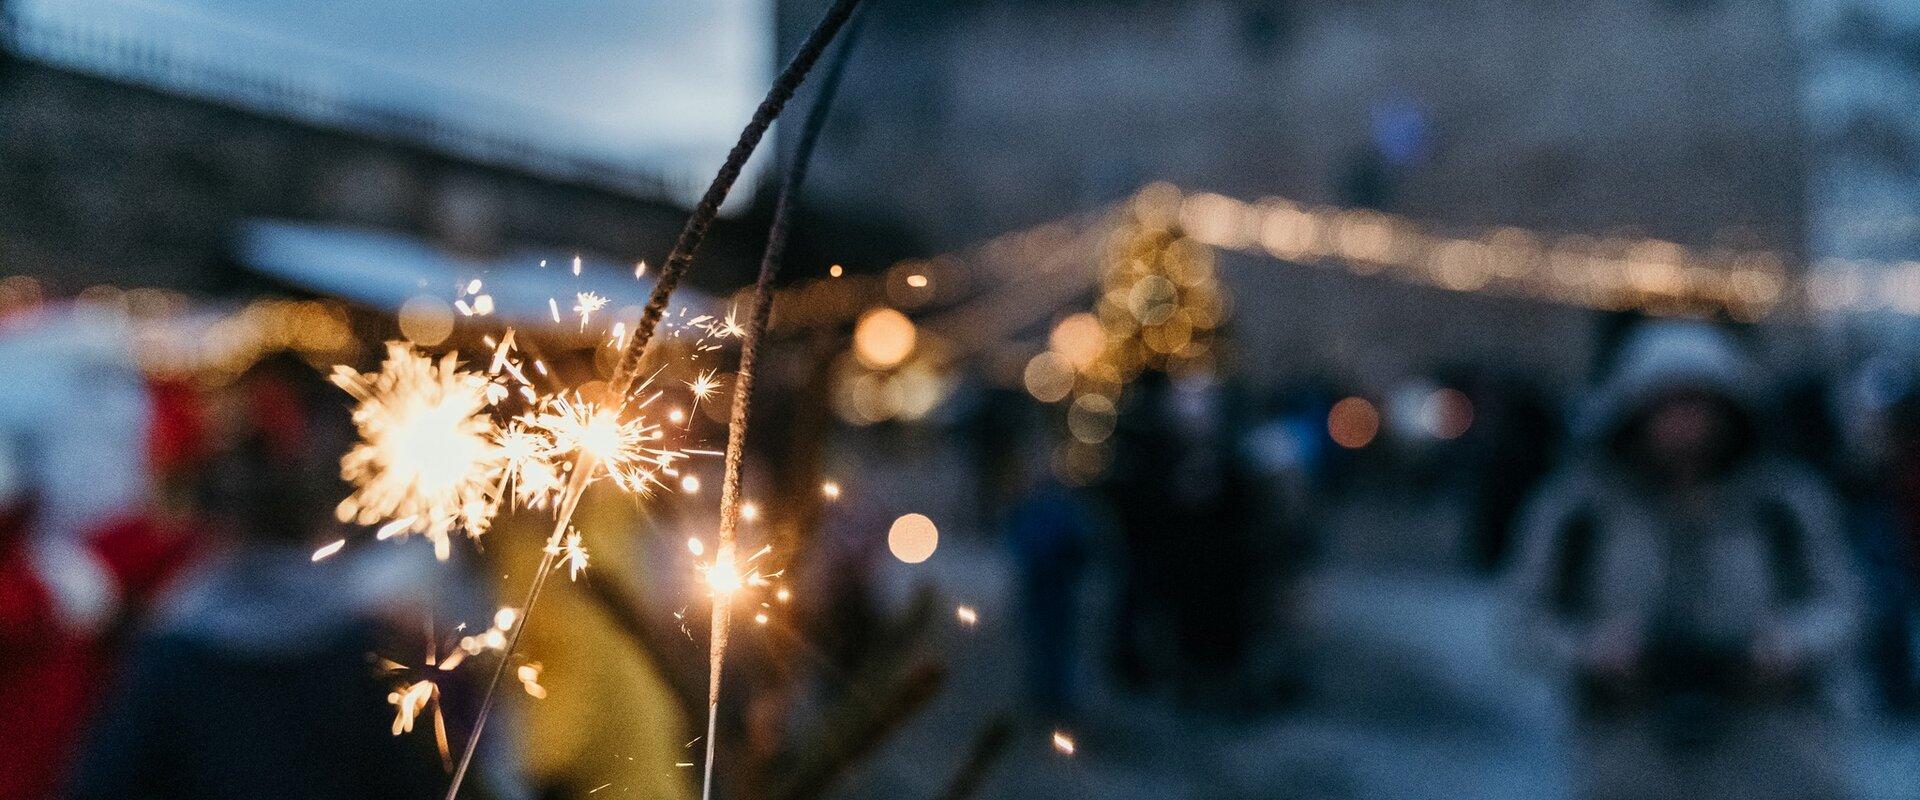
[0,2,761,295]
[784,0,1814,386]
[1796,1,1920,348]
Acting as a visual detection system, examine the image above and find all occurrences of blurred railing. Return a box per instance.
[0,8,682,200]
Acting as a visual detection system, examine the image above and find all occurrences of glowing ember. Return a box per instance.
[573,291,609,329]
[311,539,346,561]
[1051,730,1076,755]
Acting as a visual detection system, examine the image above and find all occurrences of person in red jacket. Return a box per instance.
[0,340,202,800]
[0,457,195,799]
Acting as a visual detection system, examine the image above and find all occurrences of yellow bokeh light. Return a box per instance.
[398,294,455,346]
[853,307,916,369]
[1023,352,1074,403]
[887,513,939,564]
[1048,312,1105,371]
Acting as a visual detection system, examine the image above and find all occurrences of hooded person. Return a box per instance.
[1507,320,1860,800]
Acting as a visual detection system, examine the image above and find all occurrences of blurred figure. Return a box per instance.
[0,308,196,800]
[1004,447,1092,723]
[488,485,695,800]
[1162,375,1260,704]
[1104,372,1184,688]
[1464,376,1562,572]
[71,355,449,800]
[1510,321,1859,800]
[1867,384,1920,711]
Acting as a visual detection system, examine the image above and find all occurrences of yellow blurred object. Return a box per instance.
[492,483,694,800]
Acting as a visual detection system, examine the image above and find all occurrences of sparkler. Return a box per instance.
[694,8,865,799]
[332,344,505,561]
[328,3,867,798]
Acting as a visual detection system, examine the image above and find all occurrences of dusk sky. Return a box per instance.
[12,0,773,199]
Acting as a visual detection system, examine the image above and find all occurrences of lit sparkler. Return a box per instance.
[332,344,506,561]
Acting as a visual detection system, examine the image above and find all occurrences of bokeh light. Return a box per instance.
[887,513,939,564]
[398,294,455,346]
[853,307,917,369]
[1328,396,1380,449]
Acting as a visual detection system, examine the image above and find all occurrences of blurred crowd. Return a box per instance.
[17,278,1920,800]
[984,316,1920,800]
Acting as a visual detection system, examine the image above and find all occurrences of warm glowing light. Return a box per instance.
[707,549,743,595]
[821,481,841,499]
[332,344,502,560]
[311,539,346,561]
[775,586,792,603]
[1048,312,1105,371]
[397,295,455,346]
[905,273,929,288]
[887,513,939,564]
[1328,396,1380,449]
[829,264,844,278]
[740,502,759,522]
[955,605,978,626]
[518,663,547,699]
[853,307,916,369]
[687,537,705,556]
[1051,730,1076,755]
[1023,352,1074,403]
[681,474,702,494]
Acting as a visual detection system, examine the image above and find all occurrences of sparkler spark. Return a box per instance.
[522,393,683,496]
[685,369,723,413]
[551,532,589,581]
[332,344,505,560]
[574,292,609,330]
[389,680,438,736]
[1052,730,1076,756]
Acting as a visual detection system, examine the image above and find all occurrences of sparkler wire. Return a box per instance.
[701,8,865,800]
[440,2,865,797]
[611,0,865,398]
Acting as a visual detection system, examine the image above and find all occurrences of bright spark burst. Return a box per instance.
[546,531,590,581]
[332,344,504,560]
[574,291,609,330]
[685,369,723,412]
[522,392,683,496]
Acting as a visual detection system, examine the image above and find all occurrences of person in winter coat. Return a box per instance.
[0,308,198,800]
[1508,320,1860,800]
[69,355,460,800]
